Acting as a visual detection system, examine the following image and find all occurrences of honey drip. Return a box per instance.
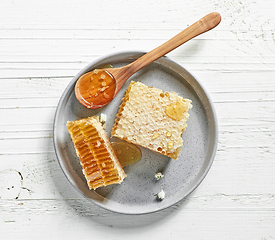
[75,69,116,109]
[165,100,188,121]
[111,141,142,167]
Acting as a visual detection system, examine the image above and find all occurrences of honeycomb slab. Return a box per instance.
[111,81,192,159]
[67,116,126,190]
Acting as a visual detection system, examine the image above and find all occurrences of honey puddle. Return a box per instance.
[111,141,142,167]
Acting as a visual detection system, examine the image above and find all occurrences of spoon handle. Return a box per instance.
[111,12,221,95]
[127,12,221,74]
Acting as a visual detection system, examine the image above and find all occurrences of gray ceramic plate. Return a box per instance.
[53,51,218,215]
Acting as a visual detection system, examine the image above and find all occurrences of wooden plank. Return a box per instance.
[0,0,274,239]
[0,198,274,239]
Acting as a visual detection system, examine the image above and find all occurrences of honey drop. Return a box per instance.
[165,100,188,121]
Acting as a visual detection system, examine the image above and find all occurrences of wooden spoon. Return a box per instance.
[75,12,221,109]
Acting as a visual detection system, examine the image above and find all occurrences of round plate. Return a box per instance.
[53,51,218,215]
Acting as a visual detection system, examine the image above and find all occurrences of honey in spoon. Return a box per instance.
[75,69,116,109]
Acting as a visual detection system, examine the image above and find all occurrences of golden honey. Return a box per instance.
[67,116,126,190]
[75,69,116,108]
[111,141,142,167]
[165,100,189,121]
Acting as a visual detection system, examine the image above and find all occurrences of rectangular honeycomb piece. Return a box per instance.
[67,116,126,190]
[111,81,192,160]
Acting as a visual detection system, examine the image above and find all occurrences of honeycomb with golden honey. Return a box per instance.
[67,116,126,190]
[111,81,192,159]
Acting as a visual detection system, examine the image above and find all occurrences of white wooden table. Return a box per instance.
[1,0,274,239]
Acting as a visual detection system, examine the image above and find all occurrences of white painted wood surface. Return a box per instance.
[0,0,274,239]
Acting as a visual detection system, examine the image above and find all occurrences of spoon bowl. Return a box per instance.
[75,12,221,109]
